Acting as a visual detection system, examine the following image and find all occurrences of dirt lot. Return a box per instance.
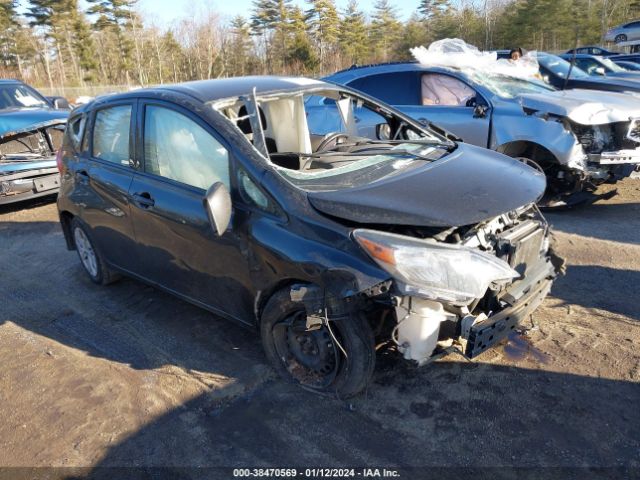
[0,180,639,478]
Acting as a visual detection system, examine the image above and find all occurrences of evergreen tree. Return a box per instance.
[370,0,402,62]
[287,6,318,73]
[418,0,449,20]
[0,0,18,68]
[338,0,369,65]
[306,0,339,69]
[86,0,137,84]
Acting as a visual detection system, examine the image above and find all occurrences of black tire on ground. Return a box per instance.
[70,217,119,285]
[615,34,627,44]
[260,288,375,398]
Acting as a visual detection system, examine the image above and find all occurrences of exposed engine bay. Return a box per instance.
[385,205,559,364]
[0,121,64,204]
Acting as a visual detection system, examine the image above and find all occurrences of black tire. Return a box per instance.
[260,288,375,398]
[615,34,627,44]
[70,218,119,285]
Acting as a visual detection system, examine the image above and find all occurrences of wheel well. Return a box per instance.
[59,211,76,250]
[254,279,310,326]
[497,141,558,165]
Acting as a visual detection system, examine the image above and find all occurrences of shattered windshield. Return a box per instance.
[214,87,454,192]
[469,72,555,98]
[0,84,48,110]
[277,144,447,192]
[537,55,590,79]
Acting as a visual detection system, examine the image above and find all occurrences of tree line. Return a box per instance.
[0,0,637,92]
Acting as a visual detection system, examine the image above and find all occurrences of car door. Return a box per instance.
[80,101,138,270]
[390,72,491,148]
[127,99,255,324]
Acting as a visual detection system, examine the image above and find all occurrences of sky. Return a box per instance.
[136,0,422,27]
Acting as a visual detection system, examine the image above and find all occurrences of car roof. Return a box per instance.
[0,79,23,84]
[560,53,602,59]
[92,76,331,106]
[325,62,458,83]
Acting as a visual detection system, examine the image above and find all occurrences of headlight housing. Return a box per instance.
[353,229,519,305]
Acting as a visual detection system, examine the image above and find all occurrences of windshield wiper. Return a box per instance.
[303,148,439,162]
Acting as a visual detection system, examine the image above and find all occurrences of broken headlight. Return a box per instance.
[353,229,519,305]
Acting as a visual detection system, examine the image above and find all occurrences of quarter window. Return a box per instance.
[67,115,86,152]
[144,105,230,190]
[92,105,132,165]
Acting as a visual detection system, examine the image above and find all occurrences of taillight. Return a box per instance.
[56,148,65,174]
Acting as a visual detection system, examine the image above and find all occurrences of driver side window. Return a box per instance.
[420,74,477,107]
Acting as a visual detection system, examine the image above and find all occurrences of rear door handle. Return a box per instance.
[132,192,155,209]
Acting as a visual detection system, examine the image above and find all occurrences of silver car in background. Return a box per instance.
[605,20,640,44]
[321,63,640,206]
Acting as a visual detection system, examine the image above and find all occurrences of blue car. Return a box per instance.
[0,79,69,204]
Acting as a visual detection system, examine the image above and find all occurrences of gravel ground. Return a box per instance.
[0,180,639,479]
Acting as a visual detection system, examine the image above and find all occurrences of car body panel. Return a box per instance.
[308,143,545,227]
[57,76,556,378]
[325,61,640,195]
[605,20,640,43]
[565,46,618,57]
[0,108,68,136]
[558,54,640,79]
[0,119,66,204]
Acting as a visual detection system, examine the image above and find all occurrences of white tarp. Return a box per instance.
[410,38,540,79]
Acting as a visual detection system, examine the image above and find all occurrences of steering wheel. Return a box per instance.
[315,132,351,153]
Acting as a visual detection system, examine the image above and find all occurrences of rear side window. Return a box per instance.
[92,105,132,165]
[143,105,230,190]
[349,72,421,105]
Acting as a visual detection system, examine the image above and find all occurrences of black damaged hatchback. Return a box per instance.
[57,76,560,397]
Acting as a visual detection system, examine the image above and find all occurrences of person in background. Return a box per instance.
[509,48,523,61]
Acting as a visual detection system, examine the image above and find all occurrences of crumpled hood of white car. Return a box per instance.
[519,89,640,125]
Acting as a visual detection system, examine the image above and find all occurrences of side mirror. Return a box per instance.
[48,96,70,109]
[594,67,606,76]
[473,104,489,118]
[203,182,231,236]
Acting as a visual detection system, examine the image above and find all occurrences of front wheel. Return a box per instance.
[260,289,375,398]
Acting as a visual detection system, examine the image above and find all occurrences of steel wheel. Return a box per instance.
[271,311,340,390]
[74,225,98,278]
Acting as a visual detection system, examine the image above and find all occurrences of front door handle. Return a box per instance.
[132,191,155,209]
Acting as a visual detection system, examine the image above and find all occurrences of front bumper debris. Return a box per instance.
[465,276,553,358]
[590,149,640,165]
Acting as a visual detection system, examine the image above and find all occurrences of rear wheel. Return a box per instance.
[260,289,375,398]
[71,218,118,285]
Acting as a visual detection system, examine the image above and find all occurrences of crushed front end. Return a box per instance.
[0,121,64,205]
[355,205,561,364]
[570,118,640,186]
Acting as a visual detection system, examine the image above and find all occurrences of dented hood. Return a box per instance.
[519,89,640,125]
[0,108,68,136]
[308,144,546,228]
[0,119,67,146]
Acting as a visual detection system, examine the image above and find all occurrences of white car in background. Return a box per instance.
[605,20,640,44]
